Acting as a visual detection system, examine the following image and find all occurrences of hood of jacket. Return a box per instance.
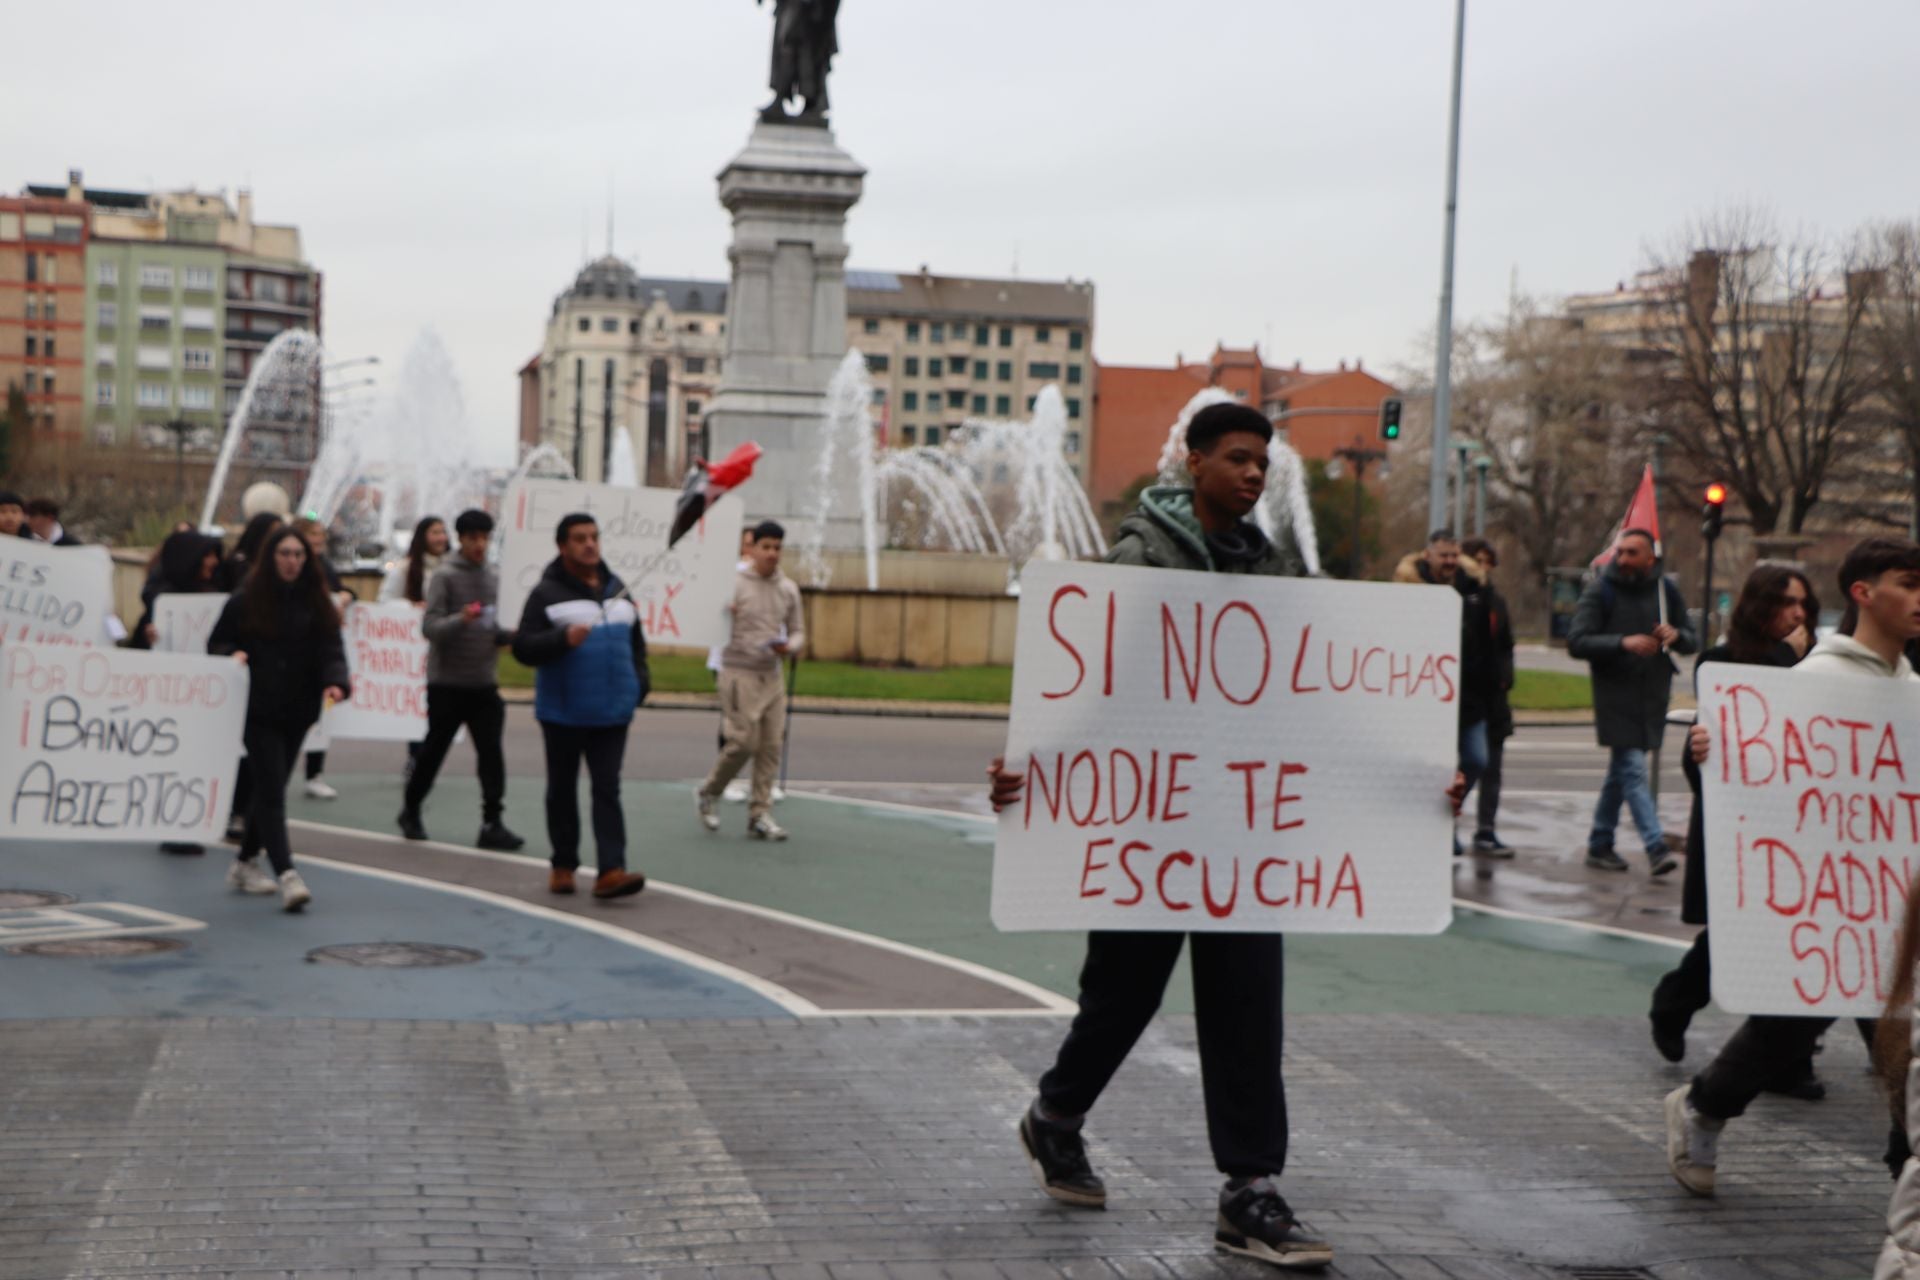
[1393,550,1487,591]
[1114,485,1287,572]
[156,531,222,594]
[1800,633,1917,679]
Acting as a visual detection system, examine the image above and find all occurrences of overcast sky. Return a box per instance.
[9,0,1918,465]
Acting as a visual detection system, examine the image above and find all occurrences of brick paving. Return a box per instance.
[0,1011,1889,1279]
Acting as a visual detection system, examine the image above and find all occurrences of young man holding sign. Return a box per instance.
[1673,537,1920,1198]
[989,403,1357,1270]
[511,513,650,900]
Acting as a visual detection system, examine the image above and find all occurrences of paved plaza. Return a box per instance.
[0,708,1894,1278]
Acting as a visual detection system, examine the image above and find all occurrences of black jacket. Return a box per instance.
[206,585,351,728]
[131,532,224,650]
[1567,563,1699,749]
[1395,553,1499,727]
[1483,580,1517,740]
[1679,638,1799,925]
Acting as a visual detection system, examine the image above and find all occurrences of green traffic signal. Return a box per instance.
[1379,397,1403,442]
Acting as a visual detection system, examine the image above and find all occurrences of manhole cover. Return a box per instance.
[306,943,484,968]
[0,890,76,909]
[8,936,187,958]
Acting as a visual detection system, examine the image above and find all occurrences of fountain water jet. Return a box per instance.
[199,329,326,529]
[1153,388,1321,575]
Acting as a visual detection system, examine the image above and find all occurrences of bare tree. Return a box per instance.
[1640,208,1878,535]
[1858,219,1920,536]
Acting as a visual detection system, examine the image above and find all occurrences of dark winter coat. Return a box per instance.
[130,532,224,650]
[206,584,351,730]
[1566,562,1699,749]
[511,557,650,727]
[1393,551,1498,728]
[1484,580,1517,741]
[1679,639,1799,925]
[1108,485,1306,577]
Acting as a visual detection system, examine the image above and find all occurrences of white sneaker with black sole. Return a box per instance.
[695,789,720,832]
[303,778,339,800]
[227,859,278,895]
[748,816,789,841]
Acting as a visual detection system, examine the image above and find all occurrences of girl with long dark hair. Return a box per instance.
[1649,564,1817,1064]
[379,516,448,604]
[207,528,351,912]
[131,530,224,649]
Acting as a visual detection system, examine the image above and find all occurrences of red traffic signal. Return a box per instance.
[1705,482,1728,506]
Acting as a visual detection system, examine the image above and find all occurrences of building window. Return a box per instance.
[1066,430,1082,453]
[972,360,987,379]
[41,373,53,396]
[904,357,919,377]
[929,358,943,377]
[685,356,707,374]
[1027,395,1037,412]
[181,385,214,410]
[226,350,247,377]
[96,383,115,406]
[901,425,917,445]
[686,399,702,417]
[1029,362,1060,379]
[44,338,54,359]
[44,298,55,322]
[138,382,169,408]
[863,318,879,334]
[97,303,117,327]
[138,346,171,370]
[971,394,987,414]
[924,425,942,446]
[994,395,1011,415]
[996,361,1012,382]
[44,258,56,284]
[906,322,920,342]
[1068,397,1083,418]
[865,352,890,373]
[95,347,115,368]
[140,306,170,331]
[685,321,701,333]
[950,324,969,347]
[183,347,214,371]
[999,327,1013,347]
[903,391,919,411]
[183,266,215,292]
[97,261,118,286]
[629,320,641,335]
[24,254,36,284]
[1067,364,1083,385]
[946,389,964,408]
[140,264,173,289]
[181,306,214,330]
[600,316,620,333]
[930,322,945,343]
[1069,330,1085,351]
[975,324,989,345]
[23,336,35,358]
[93,425,114,445]
[25,296,37,320]
[254,276,285,303]
[1036,326,1051,342]
[577,316,590,332]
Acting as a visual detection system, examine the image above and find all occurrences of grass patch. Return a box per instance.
[1509,668,1591,711]
[500,652,1015,703]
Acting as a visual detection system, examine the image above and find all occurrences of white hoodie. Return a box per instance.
[1798,633,1918,681]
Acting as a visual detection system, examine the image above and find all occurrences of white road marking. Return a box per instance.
[0,902,206,947]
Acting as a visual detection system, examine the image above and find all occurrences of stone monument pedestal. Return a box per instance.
[703,121,865,547]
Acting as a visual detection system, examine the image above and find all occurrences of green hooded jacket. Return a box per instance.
[1107,485,1307,577]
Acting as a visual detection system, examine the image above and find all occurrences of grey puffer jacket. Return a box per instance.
[1108,486,1306,577]
[421,554,509,687]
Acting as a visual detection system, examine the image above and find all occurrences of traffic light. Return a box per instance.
[1378,397,1403,442]
[1702,482,1727,542]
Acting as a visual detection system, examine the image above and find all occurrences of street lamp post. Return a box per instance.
[163,417,192,508]
[1451,441,1473,535]
[1473,454,1491,536]
[1428,0,1469,534]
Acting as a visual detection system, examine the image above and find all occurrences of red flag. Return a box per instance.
[668,441,762,548]
[1591,464,1661,567]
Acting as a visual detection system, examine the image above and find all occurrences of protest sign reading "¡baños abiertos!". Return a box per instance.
[0,642,248,840]
[1700,663,1920,1017]
[991,561,1461,935]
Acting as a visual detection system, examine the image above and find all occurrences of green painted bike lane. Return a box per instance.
[292,773,1683,1016]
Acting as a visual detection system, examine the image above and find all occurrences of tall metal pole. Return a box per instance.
[1428,0,1468,534]
[1473,457,1488,536]
[1452,444,1469,535]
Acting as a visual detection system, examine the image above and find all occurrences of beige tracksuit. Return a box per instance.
[701,566,806,819]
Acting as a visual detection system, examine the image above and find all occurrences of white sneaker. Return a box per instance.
[1664,1084,1719,1197]
[771,786,787,803]
[722,780,750,804]
[695,789,720,832]
[227,859,278,895]
[278,869,312,913]
[303,778,339,800]
[748,816,789,842]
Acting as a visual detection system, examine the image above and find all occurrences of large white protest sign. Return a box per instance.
[992,560,1460,934]
[0,540,116,647]
[0,642,247,841]
[325,601,429,742]
[1699,663,1920,1016]
[151,593,227,654]
[498,480,742,649]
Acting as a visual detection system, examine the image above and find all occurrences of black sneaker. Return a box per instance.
[1649,1014,1687,1063]
[158,842,205,856]
[1215,1178,1333,1270]
[1585,845,1629,872]
[1017,1108,1106,1208]
[1648,843,1679,877]
[1472,831,1516,859]
[397,809,429,842]
[223,818,246,843]
[476,821,526,852]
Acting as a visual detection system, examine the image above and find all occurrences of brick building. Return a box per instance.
[0,193,91,448]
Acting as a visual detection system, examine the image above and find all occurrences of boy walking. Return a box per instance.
[696,520,805,841]
[398,509,523,851]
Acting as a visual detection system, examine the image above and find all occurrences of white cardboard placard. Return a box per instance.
[497,480,742,649]
[151,593,227,655]
[1699,663,1920,1016]
[0,642,247,841]
[325,601,429,742]
[992,561,1461,934]
[0,540,116,647]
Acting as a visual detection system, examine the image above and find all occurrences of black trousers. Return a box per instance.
[1690,1015,1836,1121]
[1475,733,1506,835]
[238,717,312,875]
[1651,930,1715,1033]
[305,750,326,781]
[403,685,508,821]
[1039,931,1287,1180]
[539,722,628,873]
